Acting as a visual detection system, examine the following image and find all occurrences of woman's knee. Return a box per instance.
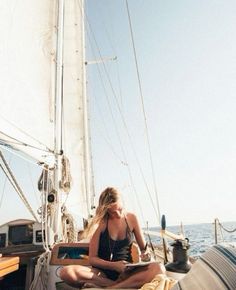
[148,262,166,276]
[59,266,72,281]
[59,265,80,282]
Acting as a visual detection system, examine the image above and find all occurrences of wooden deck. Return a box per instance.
[0,255,20,278]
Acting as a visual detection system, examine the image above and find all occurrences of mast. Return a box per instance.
[46,0,95,243]
[81,0,95,217]
[52,0,94,240]
[53,0,65,242]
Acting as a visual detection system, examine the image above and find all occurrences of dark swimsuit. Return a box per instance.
[97,216,134,280]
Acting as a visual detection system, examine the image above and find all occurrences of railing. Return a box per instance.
[214,218,236,244]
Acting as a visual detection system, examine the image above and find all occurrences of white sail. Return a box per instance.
[62,0,94,218]
[0,0,56,163]
[0,0,93,221]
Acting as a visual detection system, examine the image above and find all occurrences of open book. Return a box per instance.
[125,261,152,270]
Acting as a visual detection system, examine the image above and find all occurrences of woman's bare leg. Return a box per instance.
[59,265,114,287]
[109,262,165,289]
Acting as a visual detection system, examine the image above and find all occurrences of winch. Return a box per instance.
[165,238,191,273]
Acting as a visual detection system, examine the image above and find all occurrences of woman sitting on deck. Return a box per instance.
[60,187,165,288]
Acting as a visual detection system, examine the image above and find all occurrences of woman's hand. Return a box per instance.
[140,250,151,262]
[112,260,128,273]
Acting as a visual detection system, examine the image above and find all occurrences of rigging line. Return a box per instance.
[0,145,54,171]
[85,15,159,222]
[0,134,53,154]
[84,3,144,221]
[95,124,126,164]
[89,72,124,163]
[40,169,49,250]
[85,11,146,221]
[27,163,41,207]
[0,115,53,153]
[44,169,50,250]
[85,19,160,220]
[0,154,12,209]
[77,1,95,215]
[82,0,95,215]
[125,0,161,222]
[76,0,96,214]
[54,0,65,155]
[96,86,145,223]
[59,1,65,154]
[0,151,39,222]
[96,3,123,107]
[93,59,146,225]
[82,1,157,221]
[60,65,64,153]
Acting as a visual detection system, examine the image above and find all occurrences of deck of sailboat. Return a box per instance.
[57,243,236,290]
[0,244,44,289]
[1,0,236,289]
[56,283,137,290]
[0,255,19,278]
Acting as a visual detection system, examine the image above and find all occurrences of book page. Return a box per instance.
[125,261,152,269]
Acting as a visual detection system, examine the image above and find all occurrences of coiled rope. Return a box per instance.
[59,156,72,193]
[61,208,77,242]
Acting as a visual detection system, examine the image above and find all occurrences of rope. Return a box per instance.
[42,169,50,250]
[61,209,77,242]
[27,162,40,207]
[145,222,158,261]
[0,114,53,152]
[29,250,51,290]
[38,166,53,193]
[85,11,159,223]
[0,150,39,221]
[214,218,236,244]
[59,156,72,193]
[217,219,236,233]
[91,56,146,225]
[0,145,48,168]
[37,167,54,250]
[125,0,161,223]
[0,133,52,154]
[0,154,12,209]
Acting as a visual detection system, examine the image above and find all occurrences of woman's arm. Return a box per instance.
[89,222,127,273]
[128,212,146,251]
[127,212,151,261]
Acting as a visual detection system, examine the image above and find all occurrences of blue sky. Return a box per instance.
[0,1,236,229]
[86,0,236,227]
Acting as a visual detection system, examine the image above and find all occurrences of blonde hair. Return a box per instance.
[81,187,120,239]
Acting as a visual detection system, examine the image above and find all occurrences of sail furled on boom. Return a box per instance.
[0,0,94,220]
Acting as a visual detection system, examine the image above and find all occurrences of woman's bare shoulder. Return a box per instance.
[125,211,138,219]
[97,219,107,232]
[91,220,107,241]
[125,211,138,227]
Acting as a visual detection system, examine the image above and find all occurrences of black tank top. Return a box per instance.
[97,216,134,280]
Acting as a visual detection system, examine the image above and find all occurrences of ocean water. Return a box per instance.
[148,221,236,257]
